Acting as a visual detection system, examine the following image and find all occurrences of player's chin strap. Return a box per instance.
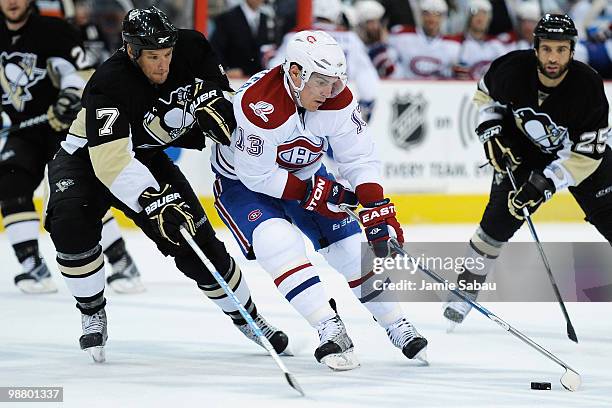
[504,157,578,343]
[338,203,582,392]
[0,113,49,139]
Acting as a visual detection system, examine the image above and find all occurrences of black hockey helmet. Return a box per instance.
[122,6,178,60]
[533,14,578,50]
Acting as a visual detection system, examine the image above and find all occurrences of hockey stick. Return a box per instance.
[179,227,305,397]
[339,205,581,392]
[0,113,49,138]
[505,161,578,343]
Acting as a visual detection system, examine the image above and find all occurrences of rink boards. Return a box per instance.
[9,80,612,228]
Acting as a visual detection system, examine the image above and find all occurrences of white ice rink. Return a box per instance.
[1,224,611,408]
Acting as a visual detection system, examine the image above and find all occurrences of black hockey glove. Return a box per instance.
[477,120,521,173]
[138,184,197,246]
[300,175,358,220]
[47,87,81,132]
[508,171,556,220]
[190,81,236,146]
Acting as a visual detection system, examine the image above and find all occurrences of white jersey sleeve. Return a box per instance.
[232,111,294,198]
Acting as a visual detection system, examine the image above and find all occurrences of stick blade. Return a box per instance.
[567,323,578,343]
[285,372,305,396]
[560,368,581,392]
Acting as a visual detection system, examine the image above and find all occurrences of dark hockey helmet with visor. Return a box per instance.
[122,6,178,60]
[533,14,578,51]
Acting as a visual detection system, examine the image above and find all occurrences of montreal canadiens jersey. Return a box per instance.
[387,26,461,79]
[211,67,381,199]
[0,13,90,122]
[452,33,507,80]
[474,50,610,191]
[62,29,231,212]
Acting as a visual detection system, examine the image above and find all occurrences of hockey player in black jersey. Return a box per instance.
[0,0,143,294]
[443,14,611,325]
[43,6,289,362]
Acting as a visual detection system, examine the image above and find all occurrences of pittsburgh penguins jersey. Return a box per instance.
[62,29,231,212]
[211,67,380,200]
[474,50,610,191]
[0,13,90,122]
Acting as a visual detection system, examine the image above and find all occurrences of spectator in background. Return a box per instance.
[452,0,506,79]
[74,0,112,67]
[269,0,380,122]
[388,0,461,79]
[379,0,419,29]
[355,0,399,78]
[486,0,514,35]
[510,1,540,49]
[210,0,277,78]
[575,22,612,79]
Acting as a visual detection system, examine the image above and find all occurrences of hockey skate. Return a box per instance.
[443,291,477,332]
[236,314,290,354]
[106,253,145,294]
[315,315,359,371]
[14,255,57,294]
[385,317,428,364]
[79,308,108,363]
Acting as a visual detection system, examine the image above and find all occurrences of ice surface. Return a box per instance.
[0,224,610,407]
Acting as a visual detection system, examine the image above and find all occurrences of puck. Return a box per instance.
[530,382,551,390]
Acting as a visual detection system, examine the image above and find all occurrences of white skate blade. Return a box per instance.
[16,277,58,294]
[108,277,145,294]
[86,346,106,363]
[414,348,429,366]
[320,351,360,371]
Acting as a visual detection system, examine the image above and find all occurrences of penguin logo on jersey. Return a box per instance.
[142,84,196,146]
[391,92,427,150]
[0,52,47,112]
[513,107,568,153]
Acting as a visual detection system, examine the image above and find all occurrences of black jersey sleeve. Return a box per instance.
[179,30,232,91]
[44,17,94,91]
[544,72,610,189]
[85,90,159,212]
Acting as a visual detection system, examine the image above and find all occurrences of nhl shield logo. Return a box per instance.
[391,93,427,150]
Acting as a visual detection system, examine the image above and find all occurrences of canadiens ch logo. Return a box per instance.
[277,136,324,170]
[513,107,568,153]
[249,101,274,122]
[248,209,262,222]
[391,92,427,150]
[0,52,47,112]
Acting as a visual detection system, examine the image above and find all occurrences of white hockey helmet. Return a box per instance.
[516,1,540,21]
[420,0,448,14]
[469,0,492,14]
[355,0,386,24]
[282,30,348,100]
[313,0,342,23]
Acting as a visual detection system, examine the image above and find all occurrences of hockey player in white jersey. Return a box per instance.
[387,0,461,79]
[451,0,507,80]
[212,30,428,370]
[268,0,379,121]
